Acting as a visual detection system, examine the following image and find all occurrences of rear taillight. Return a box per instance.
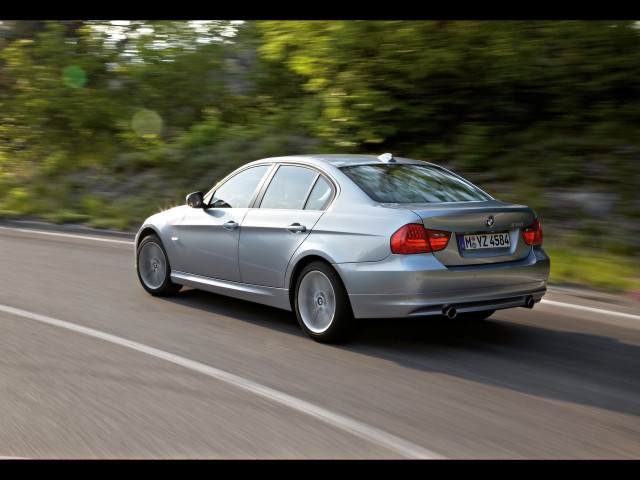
[427,229,452,251]
[522,218,543,245]
[391,224,451,254]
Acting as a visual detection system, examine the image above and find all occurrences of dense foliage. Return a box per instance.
[0,20,639,269]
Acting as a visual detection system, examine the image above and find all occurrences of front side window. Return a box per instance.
[340,164,491,203]
[210,165,270,208]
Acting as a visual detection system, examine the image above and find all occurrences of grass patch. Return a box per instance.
[0,209,23,219]
[41,211,90,224]
[1,207,638,296]
[546,246,640,293]
[85,216,135,231]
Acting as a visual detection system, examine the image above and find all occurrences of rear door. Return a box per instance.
[238,164,334,287]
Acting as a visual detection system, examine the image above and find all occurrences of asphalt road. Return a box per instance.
[0,221,639,459]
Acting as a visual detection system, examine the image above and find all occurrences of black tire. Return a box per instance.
[136,234,182,296]
[294,261,355,343]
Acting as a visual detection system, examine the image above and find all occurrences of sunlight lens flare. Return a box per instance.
[62,65,87,88]
[131,109,163,138]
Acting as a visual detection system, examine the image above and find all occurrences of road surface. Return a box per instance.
[0,221,638,459]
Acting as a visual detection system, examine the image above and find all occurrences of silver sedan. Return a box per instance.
[135,153,550,343]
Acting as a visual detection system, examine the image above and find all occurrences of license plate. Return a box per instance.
[459,232,510,250]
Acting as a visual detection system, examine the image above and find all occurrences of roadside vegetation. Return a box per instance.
[0,20,638,295]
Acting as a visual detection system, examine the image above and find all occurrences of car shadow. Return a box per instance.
[159,287,302,334]
[354,313,640,419]
[158,287,640,419]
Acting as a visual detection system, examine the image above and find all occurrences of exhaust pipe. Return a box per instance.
[443,306,458,319]
[524,296,535,309]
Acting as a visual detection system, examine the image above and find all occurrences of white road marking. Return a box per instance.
[0,303,444,459]
[2,225,637,320]
[541,299,640,321]
[1,224,638,456]
[0,225,133,245]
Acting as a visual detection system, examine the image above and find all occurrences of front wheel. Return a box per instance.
[294,261,355,343]
[136,234,182,296]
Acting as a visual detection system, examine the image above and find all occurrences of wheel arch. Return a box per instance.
[287,254,351,312]
[135,226,160,249]
[134,226,165,271]
[290,255,357,343]
[135,228,182,296]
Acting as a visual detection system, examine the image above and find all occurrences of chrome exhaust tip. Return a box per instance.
[524,295,535,309]
[443,306,458,319]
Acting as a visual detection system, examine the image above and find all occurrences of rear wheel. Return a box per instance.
[294,261,355,343]
[136,234,182,296]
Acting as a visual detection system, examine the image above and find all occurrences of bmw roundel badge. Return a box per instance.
[486,215,494,227]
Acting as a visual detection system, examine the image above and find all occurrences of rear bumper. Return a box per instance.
[335,247,550,319]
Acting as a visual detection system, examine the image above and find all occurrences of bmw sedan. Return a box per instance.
[135,153,550,343]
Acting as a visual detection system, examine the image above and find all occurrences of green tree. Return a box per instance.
[255,20,640,162]
[1,21,129,172]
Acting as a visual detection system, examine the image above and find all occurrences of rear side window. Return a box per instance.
[340,164,490,203]
[260,165,335,210]
[304,175,333,210]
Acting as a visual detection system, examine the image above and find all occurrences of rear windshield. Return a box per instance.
[340,164,491,203]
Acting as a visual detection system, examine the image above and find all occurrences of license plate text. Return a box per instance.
[459,232,510,250]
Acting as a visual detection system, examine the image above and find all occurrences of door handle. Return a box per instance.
[286,223,307,233]
[223,221,239,230]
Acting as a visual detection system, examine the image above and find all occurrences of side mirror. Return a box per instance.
[186,191,205,208]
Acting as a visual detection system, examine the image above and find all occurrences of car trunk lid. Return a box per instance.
[389,200,537,266]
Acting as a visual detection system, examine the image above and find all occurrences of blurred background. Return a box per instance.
[0,20,638,294]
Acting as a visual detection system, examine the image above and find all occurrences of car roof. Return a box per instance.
[255,153,433,169]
